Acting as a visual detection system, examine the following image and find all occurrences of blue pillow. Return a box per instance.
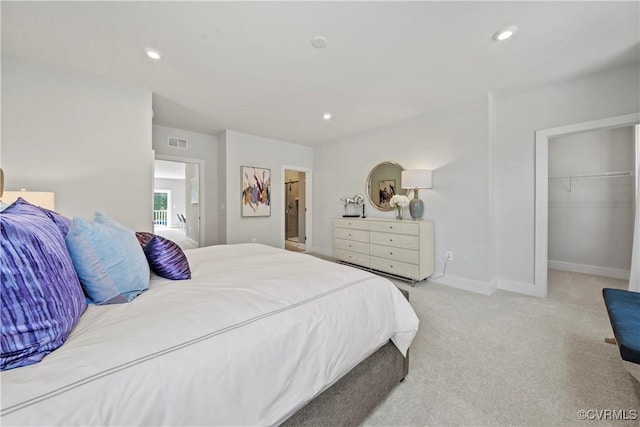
[144,235,191,280]
[1,202,87,370]
[65,212,150,305]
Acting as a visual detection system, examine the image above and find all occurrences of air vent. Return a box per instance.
[168,136,188,149]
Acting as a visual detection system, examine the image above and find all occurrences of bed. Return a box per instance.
[1,241,419,426]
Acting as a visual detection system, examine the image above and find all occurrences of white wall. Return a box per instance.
[630,125,640,292]
[223,130,313,248]
[494,63,640,293]
[314,94,494,293]
[217,131,228,244]
[152,125,218,246]
[154,177,186,228]
[548,127,634,277]
[185,163,200,244]
[2,55,153,230]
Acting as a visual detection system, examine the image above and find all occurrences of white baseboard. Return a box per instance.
[548,260,630,280]
[428,275,496,296]
[497,278,545,298]
[186,237,199,248]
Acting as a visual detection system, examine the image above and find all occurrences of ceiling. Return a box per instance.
[2,1,639,146]
[154,160,185,180]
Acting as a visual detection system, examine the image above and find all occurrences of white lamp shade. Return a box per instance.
[401,169,433,189]
[2,191,55,210]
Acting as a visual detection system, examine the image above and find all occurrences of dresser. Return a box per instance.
[334,217,434,283]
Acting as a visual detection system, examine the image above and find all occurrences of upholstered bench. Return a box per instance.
[603,288,640,382]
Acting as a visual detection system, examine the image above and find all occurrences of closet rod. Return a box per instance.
[549,170,633,180]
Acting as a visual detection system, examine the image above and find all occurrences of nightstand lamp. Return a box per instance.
[401,169,432,220]
[2,190,55,210]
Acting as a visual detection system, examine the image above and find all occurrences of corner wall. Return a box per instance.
[152,124,218,246]
[494,63,640,293]
[1,55,153,230]
[313,94,493,293]
[223,130,313,248]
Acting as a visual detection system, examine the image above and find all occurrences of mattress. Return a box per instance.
[1,243,419,426]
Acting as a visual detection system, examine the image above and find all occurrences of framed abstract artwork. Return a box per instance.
[242,166,271,217]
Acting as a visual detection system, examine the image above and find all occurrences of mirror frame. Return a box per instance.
[365,161,409,211]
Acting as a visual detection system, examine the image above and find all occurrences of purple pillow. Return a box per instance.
[1,201,87,370]
[3,197,71,236]
[144,235,191,280]
[135,231,154,249]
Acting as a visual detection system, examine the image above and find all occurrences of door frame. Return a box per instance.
[155,154,206,246]
[282,165,312,251]
[534,112,640,297]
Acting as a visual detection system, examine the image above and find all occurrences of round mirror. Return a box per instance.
[366,161,408,211]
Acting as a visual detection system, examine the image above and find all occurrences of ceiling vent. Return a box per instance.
[168,136,188,149]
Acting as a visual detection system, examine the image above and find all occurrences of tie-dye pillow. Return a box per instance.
[1,202,87,370]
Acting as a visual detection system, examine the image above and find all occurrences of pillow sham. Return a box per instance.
[1,202,87,370]
[135,231,154,249]
[1,197,71,236]
[144,235,191,280]
[65,212,150,305]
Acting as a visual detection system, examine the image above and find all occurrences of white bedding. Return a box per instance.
[1,244,419,426]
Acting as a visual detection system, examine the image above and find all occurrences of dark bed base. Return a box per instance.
[281,341,408,426]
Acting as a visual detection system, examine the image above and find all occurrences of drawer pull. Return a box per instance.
[390,226,393,229]
[349,244,352,247]
[390,239,393,242]
[390,252,393,255]
[348,233,352,236]
[348,222,352,225]
[390,265,393,268]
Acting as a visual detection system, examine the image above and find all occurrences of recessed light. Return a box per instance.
[311,36,328,49]
[145,48,162,60]
[493,25,517,42]
[323,112,332,121]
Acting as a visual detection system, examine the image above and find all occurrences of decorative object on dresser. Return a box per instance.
[334,217,435,284]
[401,169,433,220]
[340,193,365,217]
[389,195,410,220]
[366,161,409,211]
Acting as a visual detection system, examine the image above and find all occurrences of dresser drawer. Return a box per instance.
[335,249,370,268]
[370,244,419,264]
[335,238,369,255]
[334,227,369,243]
[370,256,419,279]
[370,232,419,250]
[334,218,370,230]
[369,221,418,236]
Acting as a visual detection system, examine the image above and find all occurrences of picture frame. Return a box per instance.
[378,179,396,208]
[242,166,271,217]
[190,176,199,204]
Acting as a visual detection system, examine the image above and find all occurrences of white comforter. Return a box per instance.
[1,244,419,426]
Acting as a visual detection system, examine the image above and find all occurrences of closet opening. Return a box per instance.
[547,126,635,299]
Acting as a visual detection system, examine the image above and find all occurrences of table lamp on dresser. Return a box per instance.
[401,169,432,220]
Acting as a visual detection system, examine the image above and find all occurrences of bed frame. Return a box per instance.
[283,288,411,426]
[283,341,408,426]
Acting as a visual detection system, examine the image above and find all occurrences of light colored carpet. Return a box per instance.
[153,226,198,250]
[361,269,639,427]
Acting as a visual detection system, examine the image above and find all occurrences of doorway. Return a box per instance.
[534,113,640,296]
[153,158,201,250]
[547,126,635,298]
[284,169,307,252]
